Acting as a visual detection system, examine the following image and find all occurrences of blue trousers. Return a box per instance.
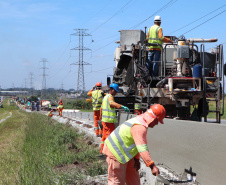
[146,50,161,76]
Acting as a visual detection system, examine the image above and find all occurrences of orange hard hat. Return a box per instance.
[59,99,62,102]
[51,110,53,112]
[148,104,166,124]
[96,82,102,87]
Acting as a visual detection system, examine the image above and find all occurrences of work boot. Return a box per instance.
[97,134,102,138]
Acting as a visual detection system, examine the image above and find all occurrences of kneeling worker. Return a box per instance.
[47,109,53,117]
[103,104,166,185]
[100,83,129,154]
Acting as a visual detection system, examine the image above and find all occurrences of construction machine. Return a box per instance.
[108,30,225,123]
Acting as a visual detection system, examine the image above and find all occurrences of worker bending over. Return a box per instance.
[100,83,129,154]
[87,82,104,137]
[47,109,53,117]
[146,15,173,76]
[103,104,166,185]
[56,99,64,117]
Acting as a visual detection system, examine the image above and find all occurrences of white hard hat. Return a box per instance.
[154,15,161,22]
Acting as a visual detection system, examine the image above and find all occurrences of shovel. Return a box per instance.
[156,174,171,184]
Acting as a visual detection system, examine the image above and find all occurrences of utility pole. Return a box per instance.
[71,29,91,94]
[29,72,34,95]
[40,58,48,98]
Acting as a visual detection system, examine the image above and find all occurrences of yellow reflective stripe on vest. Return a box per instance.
[57,105,63,109]
[148,25,163,50]
[105,119,142,164]
[92,90,102,110]
[102,95,115,113]
[107,122,135,163]
[101,94,117,122]
[136,144,148,153]
[148,27,161,41]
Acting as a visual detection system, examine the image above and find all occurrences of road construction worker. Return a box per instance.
[31,101,35,111]
[49,103,52,111]
[134,103,144,115]
[57,101,64,117]
[87,82,104,137]
[36,101,40,111]
[100,83,129,154]
[146,15,173,76]
[47,109,53,117]
[27,101,31,109]
[103,104,166,185]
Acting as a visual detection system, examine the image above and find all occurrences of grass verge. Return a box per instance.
[0,102,107,185]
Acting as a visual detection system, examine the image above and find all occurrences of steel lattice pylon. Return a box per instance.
[40,58,48,98]
[71,29,91,94]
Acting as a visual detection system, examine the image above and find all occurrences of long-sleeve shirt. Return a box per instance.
[103,124,154,167]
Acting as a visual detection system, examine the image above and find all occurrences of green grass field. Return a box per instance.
[0,100,107,185]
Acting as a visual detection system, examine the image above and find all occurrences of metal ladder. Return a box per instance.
[201,44,224,123]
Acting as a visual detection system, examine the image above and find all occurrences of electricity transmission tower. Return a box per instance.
[71,29,91,94]
[40,58,48,98]
[29,72,34,95]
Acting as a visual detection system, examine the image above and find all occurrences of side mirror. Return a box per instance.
[224,64,226,76]
[107,77,111,86]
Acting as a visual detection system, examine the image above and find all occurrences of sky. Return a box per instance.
[0,0,225,91]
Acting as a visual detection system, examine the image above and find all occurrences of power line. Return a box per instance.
[130,0,178,29]
[181,10,226,36]
[167,4,226,35]
[89,0,177,50]
[86,66,115,73]
[90,0,134,33]
[49,55,71,80]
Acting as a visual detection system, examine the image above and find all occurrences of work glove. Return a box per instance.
[121,105,130,112]
[150,164,160,176]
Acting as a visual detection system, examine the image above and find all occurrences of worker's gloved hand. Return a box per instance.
[134,158,140,171]
[151,165,160,176]
[121,105,130,112]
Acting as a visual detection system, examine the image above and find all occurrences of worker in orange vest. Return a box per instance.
[100,83,129,155]
[103,104,166,185]
[87,82,104,137]
[56,100,64,117]
[47,109,53,117]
